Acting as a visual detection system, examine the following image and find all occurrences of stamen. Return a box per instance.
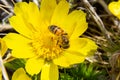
[31,32,64,61]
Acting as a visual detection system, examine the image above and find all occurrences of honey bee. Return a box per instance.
[48,25,70,49]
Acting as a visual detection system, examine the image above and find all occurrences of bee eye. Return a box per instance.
[48,25,58,34]
[48,25,55,30]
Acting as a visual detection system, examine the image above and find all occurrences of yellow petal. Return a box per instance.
[69,38,98,56]
[10,2,40,38]
[0,38,8,57]
[12,68,31,80]
[3,33,35,58]
[26,2,41,30]
[25,58,44,75]
[61,10,87,38]
[68,10,87,39]
[54,38,97,67]
[53,52,85,67]
[14,2,40,25]
[14,2,28,15]
[108,1,120,19]
[63,52,85,65]
[9,15,33,38]
[53,54,69,67]
[41,63,58,80]
[40,0,57,22]
[51,0,69,26]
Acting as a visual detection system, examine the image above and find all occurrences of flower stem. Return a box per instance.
[0,56,9,80]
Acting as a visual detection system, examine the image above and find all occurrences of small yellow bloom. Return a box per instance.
[3,0,97,80]
[108,0,120,19]
[12,68,31,80]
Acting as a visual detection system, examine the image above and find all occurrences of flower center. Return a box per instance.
[31,27,69,61]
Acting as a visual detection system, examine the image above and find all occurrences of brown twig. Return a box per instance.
[0,0,13,13]
[82,0,114,45]
[0,25,12,32]
[0,56,9,80]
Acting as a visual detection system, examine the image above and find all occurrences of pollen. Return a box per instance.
[30,31,63,61]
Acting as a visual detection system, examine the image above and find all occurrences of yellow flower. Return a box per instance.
[3,0,97,80]
[12,68,31,80]
[108,0,120,19]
